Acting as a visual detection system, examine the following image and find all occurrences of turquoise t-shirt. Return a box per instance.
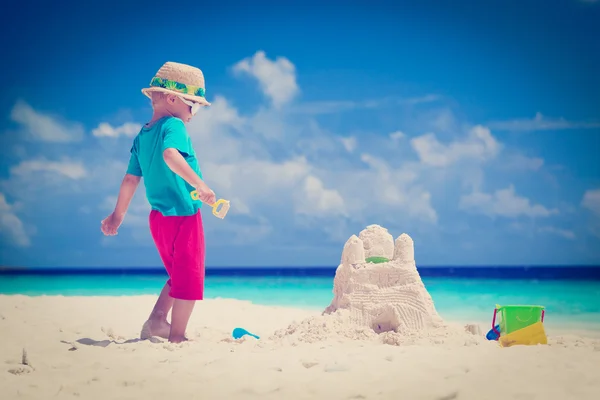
[126,116,203,216]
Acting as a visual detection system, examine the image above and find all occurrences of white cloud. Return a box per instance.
[290,100,359,115]
[227,198,251,215]
[185,95,251,163]
[340,137,357,153]
[10,158,87,180]
[0,157,90,210]
[193,95,246,133]
[92,122,142,138]
[233,50,299,108]
[487,112,600,132]
[188,101,331,219]
[502,154,544,171]
[401,94,442,105]
[582,189,600,216]
[430,108,456,132]
[0,193,30,247]
[183,87,438,228]
[209,153,435,226]
[296,175,346,217]
[208,215,273,246]
[357,154,436,223]
[411,125,501,167]
[10,100,84,142]
[249,107,291,140]
[538,226,575,240]
[289,95,441,115]
[389,131,405,141]
[459,185,558,218]
[202,157,311,208]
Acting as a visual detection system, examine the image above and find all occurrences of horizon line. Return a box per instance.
[2,264,600,270]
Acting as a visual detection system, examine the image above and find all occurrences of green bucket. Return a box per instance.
[494,305,545,335]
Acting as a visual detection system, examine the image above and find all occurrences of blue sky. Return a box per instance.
[0,0,599,267]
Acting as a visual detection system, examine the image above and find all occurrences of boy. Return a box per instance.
[101,61,216,343]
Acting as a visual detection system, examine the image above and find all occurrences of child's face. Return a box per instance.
[164,94,200,122]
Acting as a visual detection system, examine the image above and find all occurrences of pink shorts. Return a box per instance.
[149,210,205,300]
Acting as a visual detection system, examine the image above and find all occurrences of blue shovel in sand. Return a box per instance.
[232,327,260,340]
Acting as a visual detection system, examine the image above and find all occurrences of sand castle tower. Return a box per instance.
[324,225,444,334]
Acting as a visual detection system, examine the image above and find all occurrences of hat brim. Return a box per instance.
[141,87,211,106]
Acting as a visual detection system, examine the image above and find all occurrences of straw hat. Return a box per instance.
[141,61,211,106]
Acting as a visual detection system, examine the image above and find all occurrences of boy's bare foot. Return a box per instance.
[140,319,171,340]
[168,335,189,344]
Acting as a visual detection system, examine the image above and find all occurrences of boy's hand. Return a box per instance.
[195,183,216,205]
[101,212,125,236]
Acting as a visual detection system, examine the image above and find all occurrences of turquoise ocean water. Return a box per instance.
[1,272,599,331]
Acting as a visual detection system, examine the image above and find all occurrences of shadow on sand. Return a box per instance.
[61,336,163,349]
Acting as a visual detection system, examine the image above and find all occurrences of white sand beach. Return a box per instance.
[1,294,600,400]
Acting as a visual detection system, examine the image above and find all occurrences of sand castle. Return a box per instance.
[324,224,444,334]
[272,224,454,345]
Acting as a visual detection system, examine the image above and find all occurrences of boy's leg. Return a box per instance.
[169,299,195,343]
[141,210,179,340]
[149,283,175,320]
[140,282,174,339]
[168,210,206,343]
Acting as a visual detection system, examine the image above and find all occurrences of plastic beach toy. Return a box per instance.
[486,325,500,341]
[190,190,230,219]
[232,327,260,340]
[499,321,547,347]
[492,304,545,336]
[489,304,547,347]
[365,256,389,264]
[207,199,230,219]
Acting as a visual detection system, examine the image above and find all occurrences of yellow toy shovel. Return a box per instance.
[190,190,230,219]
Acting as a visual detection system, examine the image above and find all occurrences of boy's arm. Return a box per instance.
[112,173,142,218]
[161,118,216,204]
[163,148,206,190]
[101,138,143,236]
[114,140,143,217]
[101,173,141,236]
[163,148,216,204]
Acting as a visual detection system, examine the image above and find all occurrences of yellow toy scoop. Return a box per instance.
[190,190,230,219]
[208,198,230,219]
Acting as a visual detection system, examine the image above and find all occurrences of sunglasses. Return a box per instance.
[177,96,201,116]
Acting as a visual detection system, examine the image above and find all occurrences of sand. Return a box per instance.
[324,226,445,335]
[2,225,598,399]
[1,294,600,400]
